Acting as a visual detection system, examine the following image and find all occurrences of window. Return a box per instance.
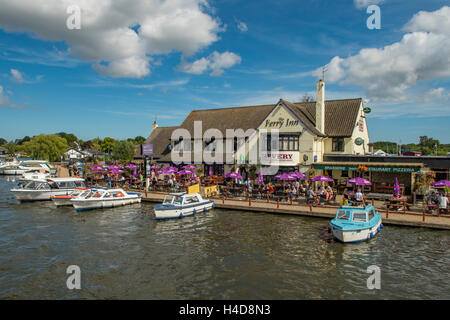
[332,138,345,152]
[341,170,348,177]
[368,209,375,221]
[337,210,351,220]
[267,134,299,151]
[353,212,367,222]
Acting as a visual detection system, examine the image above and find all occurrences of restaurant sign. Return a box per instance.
[313,165,420,173]
[141,143,153,156]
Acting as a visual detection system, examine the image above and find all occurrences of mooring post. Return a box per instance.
[386,207,389,219]
[277,199,279,209]
[249,198,251,206]
[423,208,425,222]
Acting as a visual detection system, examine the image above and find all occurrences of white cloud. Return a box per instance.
[10,69,24,83]
[0,85,25,108]
[403,6,450,34]
[313,6,450,103]
[354,0,384,10]
[421,87,446,102]
[0,0,224,78]
[180,51,241,76]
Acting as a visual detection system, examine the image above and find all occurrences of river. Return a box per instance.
[0,176,448,299]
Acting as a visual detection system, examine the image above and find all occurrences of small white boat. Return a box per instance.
[329,204,383,243]
[0,160,54,175]
[20,171,52,184]
[10,177,86,201]
[51,187,100,206]
[153,192,214,220]
[70,188,141,211]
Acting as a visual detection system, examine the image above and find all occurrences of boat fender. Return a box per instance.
[193,209,196,214]
[377,227,381,232]
[203,207,206,212]
[370,233,373,239]
[212,203,215,209]
[380,224,384,229]
[327,228,331,233]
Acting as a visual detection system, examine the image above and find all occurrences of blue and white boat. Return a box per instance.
[329,204,383,243]
[154,192,214,220]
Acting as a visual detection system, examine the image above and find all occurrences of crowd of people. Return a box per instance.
[425,190,449,213]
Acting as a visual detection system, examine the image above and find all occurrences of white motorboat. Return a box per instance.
[19,171,52,184]
[51,187,101,206]
[70,188,141,211]
[0,160,54,175]
[10,177,86,201]
[153,192,215,220]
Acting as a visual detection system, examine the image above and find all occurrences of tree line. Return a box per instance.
[0,133,146,162]
[372,136,450,156]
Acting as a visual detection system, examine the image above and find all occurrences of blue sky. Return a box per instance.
[0,0,449,144]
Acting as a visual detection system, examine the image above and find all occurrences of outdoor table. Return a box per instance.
[386,198,410,211]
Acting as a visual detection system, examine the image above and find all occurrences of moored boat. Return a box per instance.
[153,192,214,220]
[329,204,383,243]
[70,188,141,211]
[10,177,86,201]
[51,187,101,206]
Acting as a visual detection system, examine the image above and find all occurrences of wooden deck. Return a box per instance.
[140,191,450,230]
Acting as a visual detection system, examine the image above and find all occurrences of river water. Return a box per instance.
[0,176,448,299]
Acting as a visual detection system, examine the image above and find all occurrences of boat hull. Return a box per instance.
[71,196,141,211]
[11,189,76,201]
[51,196,73,206]
[0,169,30,175]
[330,218,382,243]
[154,200,214,220]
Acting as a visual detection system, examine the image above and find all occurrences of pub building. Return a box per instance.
[137,80,373,183]
[137,80,449,196]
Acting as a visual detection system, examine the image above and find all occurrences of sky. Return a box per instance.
[0,0,449,144]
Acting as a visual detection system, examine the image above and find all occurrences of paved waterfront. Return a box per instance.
[1,176,449,299]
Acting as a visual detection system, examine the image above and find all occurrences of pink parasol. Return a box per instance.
[257,170,264,185]
[431,180,450,188]
[275,173,296,181]
[347,177,372,186]
[310,175,334,182]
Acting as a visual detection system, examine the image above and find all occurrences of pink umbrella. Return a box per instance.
[107,165,121,170]
[394,177,401,196]
[291,171,306,179]
[90,166,105,171]
[347,177,372,186]
[156,170,163,174]
[163,167,178,174]
[310,175,334,182]
[125,164,137,169]
[183,165,197,170]
[151,165,160,169]
[276,173,296,181]
[208,166,213,176]
[110,169,124,174]
[225,172,243,179]
[431,180,450,188]
[257,170,264,185]
[178,170,193,175]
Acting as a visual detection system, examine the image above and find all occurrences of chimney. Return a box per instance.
[315,80,325,134]
[152,120,158,131]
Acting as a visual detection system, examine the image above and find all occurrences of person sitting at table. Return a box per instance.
[306,187,315,204]
[438,191,448,213]
[355,188,365,204]
[316,186,326,204]
[343,188,350,202]
[326,185,334,202]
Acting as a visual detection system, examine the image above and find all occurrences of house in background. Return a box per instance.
[64,148,86,160]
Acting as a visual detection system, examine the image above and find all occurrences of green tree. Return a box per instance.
[23,134,68,161]
[101,137,116,157]
[5,141,18,155]
[112,140,135,160]
[134,136,146,145]
[56,132,78,146]
[0,138,7,145]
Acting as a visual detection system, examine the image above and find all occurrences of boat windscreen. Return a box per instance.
[352,212,367,222]
[336,210,351,221]
[163,195,175,204]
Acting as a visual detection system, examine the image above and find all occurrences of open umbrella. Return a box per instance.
[125,164,137,169]
[225,172,243,179]
[310,175,334,182]
[110,169,124,174]
[291,171,306,179]
[347,177,372,186]
[156,170,163,174]
[107,165,121,170]
[209,166,213,176]
[183,165,197,170]
[90,166,105,171]
[431,180,450,188]
[276,173,296,181]
[163,167,178,174]
[178,169,193,175]
[151,165,160,169]
[394,177,401,196]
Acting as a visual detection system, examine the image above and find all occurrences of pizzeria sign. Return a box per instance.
[313,165,420,173]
